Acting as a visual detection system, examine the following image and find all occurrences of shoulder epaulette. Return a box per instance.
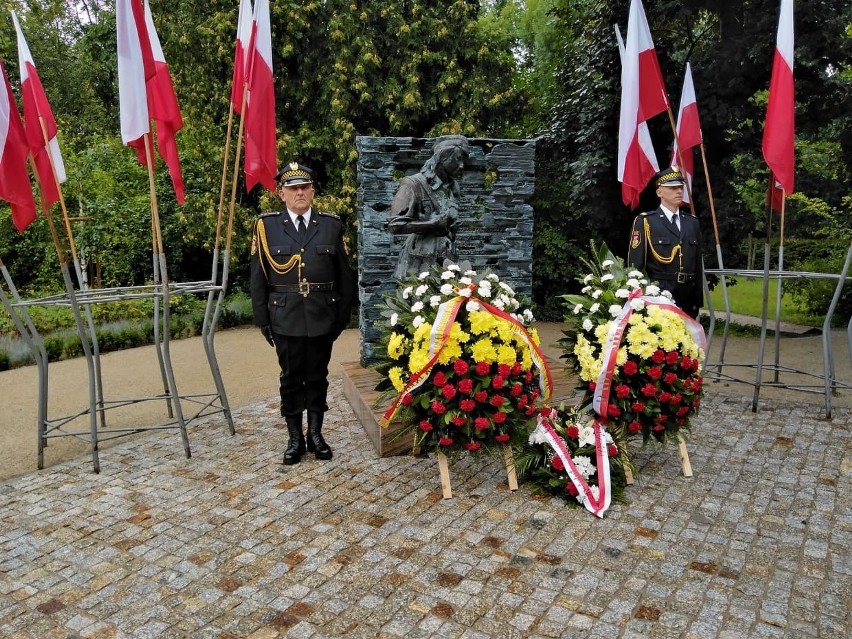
[257,211,281,219]
[682,210,697,218]
[639,211,652,217]
[317,211,340,220]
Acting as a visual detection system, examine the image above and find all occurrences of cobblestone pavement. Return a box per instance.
[0,380,849,639]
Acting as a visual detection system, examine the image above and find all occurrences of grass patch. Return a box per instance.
[708,277,824,327]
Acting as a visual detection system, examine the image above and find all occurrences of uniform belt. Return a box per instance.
[271,281,335,293]
[658,273,695,284]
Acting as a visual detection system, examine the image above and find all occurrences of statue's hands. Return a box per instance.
[432,214,452,236]
[260,325,275,348]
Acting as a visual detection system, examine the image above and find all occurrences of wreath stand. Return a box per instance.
[436,445,518,499]
[623,434,692,485]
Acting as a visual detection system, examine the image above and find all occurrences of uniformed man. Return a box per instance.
[627,166,703,318]
[250,162,356,465]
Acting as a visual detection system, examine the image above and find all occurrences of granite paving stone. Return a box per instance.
[0,380,849,638]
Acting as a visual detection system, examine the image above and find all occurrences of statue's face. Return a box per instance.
[437,146,467,180]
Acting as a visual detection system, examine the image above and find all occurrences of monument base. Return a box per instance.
[341,358,581,458]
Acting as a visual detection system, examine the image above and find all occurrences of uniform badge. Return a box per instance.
[631,230,641,249]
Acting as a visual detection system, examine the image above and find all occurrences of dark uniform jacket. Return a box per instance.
[250,210,355,338]
[628,207,703,317]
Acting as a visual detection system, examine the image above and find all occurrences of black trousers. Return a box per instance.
[273,333,334,416]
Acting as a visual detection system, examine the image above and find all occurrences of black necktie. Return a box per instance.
[672,213,681,234]
[297,215,306,242]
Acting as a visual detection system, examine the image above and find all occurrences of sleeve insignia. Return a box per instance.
[631,230,641,249]
[251,233,258,256]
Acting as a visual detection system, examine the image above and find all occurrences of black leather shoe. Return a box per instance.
[283,414,306,465]
[306,411,333,460]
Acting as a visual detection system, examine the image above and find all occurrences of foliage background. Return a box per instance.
[0,0,850,323]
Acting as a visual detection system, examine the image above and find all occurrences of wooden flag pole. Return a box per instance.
[225,83,250,253]
[437,453,452,499]
[214,101,236,253]
[678,434,693,477]
[38,117,79,264]
[502,445,518,491]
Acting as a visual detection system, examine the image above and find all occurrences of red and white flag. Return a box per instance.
[762,0,795,196]
[243,0,277,192]
[12,11,66,208]
[670,63,702,204]
[0,61,37,232]
[617,0,670,209]
[230,0,253,115]
[116,0,185,204]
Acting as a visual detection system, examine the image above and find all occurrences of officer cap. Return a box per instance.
[276,162,315,187]
[654,166,685,187]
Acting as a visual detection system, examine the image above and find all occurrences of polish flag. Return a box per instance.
[0,61,37,232]
[762,0,795,196]
[617,0,670,209]
[243,0,277,192]
[670,63,702,204]
[230,0,254,115]
[12,11,66,208]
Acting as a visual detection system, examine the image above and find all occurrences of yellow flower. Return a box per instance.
[470,337,498,363]
[616,346,628,366]
[409,347,429,374]
[496,344,517,366]
[449,322,470,344]
[468,311,495,335]
[388,366,405,392]
[413,321,432,345]
[387,332,406,360]
[528,326,540,345]
[438,339,463,364]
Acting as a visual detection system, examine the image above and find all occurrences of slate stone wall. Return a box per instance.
[356,136,537,365]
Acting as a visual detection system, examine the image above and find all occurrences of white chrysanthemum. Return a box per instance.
[602,259,614,268]
[645,284,661,296]
[464,270,477,277]
[412,315,425,328]
[466,300,481,312]
[626,278,641,289]
[581,285,592,294]
[582,318,593,332]
[615,288,629,298]
[429,295,442,307]
[459,276,472,285]
[411,301,424,313]
[493,298,505,310]
[402,286,413,299]
[662,290,674,299]
[573,303,584,315]
[628,270,644,278]
[478,279,492,290]
[439,283,453,295]
[459,287,473,298]
[609,304,623,317]
[523,308,534,322]
[418,271,430,280]
[415,284,428,297]
[441,270,455,280]
[573,455,596,479]
[447,263,461,272]
[583,274,594,284]
[589,303,600,313]
[592,289,603,299]
[477,286,492,298]
[389,312,398,326]
[600,273,614,283]
[528,423,548,445]
[629,298,646,311]
[487,273,500,282]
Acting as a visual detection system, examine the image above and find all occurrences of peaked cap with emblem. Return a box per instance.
[653,166,685,187]
[276,162,315,187]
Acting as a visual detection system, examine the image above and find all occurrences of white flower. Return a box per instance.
[411,301,424,313]
[466,300,481,312]
[523,308,534,322]
[589,303,600,313]
[498,281,515,296]
[493,297,505,310]
[415,284,428,297]
[628,270,644,278]
[573,455,596,479]
[528,423,548,445]
[389,312,398,326]
[645,284,661,296]
[459,276,472,285]
[602,259,614,268]
[441,270,455,280]
[440,283,454,296]
[418,271,430,280]
[591,289,603,299]
[626,278,641,289]
[589,485,600,501]
[600,273,614,282]
[429,295,442,307]
[412,315,425,328]
[629,298,646,311]
[583,274,594,285]
[402,286,413,299]
[573,303,584,315]
[459,287,473,298]
[487,273,500,282]
[582,318,593,332]
[478,279,492,289]
[609,304,622,317]
[662,290,673,300]
[578,425,596,447]
[615,288,629,299]
[464,270,477,277]
[447,263,461,272]
[581,285,592,294]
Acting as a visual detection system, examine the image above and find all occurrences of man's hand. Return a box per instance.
[260,325,275,347]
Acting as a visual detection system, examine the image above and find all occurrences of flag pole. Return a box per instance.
[772,190,787,382]
[226,82,249,254]
[665,106,695,216]
[752,172,777,411]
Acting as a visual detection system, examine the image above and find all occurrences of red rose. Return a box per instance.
[474,417,489,431]
[670,392,682,405]
[509,382,523,397]
[693,377,703,391]
[615,384,630,399]
[465,441,481,452]
[681,356,693,370]
[651,349,666,364]
[492,411,508,424]
[692,359,701,372]
[652,424,666,432]
[402,393,414,406]
[494,433,510,443]
[458,378,474,394]
[475,361,490,375]
[441,384,457,401]
[438,437,454,446]
[607,403,621,418]
[566,425,579,439]
[431,400,447,415]
[525,371,533,383]
[566,483,579,496]
[474,390,488,403]
[451,415,466,427]
[608,444,618,457]
[622,360,639,376]
[418,420,433,432]
[511,362,522,376]
[490,395,506,408]
[530,389,540,401]
[492,375,505,390]
[460,399,476,412]
[647,366,663,380]
[692,397,701,408]
[628,421,642,433]
[659,392,672,404]
[551,455,565,472]
[588,381,597,392]
[631,401,646,412]
[525,406,537,416]
[453,359,470,376]
[682,378,692,392]
[498,364,512,378]
[433,371,447,387]
[517,394,529,408]
[663,372,678,386]
[676,406,690,417]
[665,351,679,365]
[641,383,657,398]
